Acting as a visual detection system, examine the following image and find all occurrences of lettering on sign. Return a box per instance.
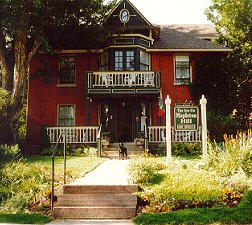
[174,106,198,131]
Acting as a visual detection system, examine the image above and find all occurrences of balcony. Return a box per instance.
[87,71,160,94]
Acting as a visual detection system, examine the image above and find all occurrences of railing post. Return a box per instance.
[51,154,55,215]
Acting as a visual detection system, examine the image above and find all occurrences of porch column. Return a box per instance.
[86,97,90,125]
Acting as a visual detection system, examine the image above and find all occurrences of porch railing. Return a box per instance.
[148,126,202,143]
[46,126,99,144]
[87,71,160,89]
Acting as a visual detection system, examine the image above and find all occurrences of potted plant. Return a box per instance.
[134,131,145,146]
[102,132,111,148]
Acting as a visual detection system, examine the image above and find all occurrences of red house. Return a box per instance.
[26,0,231,154]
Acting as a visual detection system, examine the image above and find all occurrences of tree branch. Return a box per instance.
[27,38,41,65]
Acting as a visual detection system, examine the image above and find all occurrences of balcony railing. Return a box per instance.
[148,126,202,143]
[87,71,160,94]
[46,126,99,143]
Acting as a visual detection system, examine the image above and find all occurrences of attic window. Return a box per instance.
[114,38,134,45]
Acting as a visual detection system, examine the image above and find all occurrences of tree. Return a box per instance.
[0,0,116,143]
[206,0,252,130]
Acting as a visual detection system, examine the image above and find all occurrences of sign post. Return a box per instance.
[165,95,172,163]
[200,95,207,158]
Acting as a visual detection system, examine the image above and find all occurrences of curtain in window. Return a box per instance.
[58,105,74,126]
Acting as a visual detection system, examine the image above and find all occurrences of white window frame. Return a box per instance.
[57,105,75,126]
[140,50,150,71]
[174,55,192,85]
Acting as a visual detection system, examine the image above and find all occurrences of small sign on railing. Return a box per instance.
[174,106,199,131]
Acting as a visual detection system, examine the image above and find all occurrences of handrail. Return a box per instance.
[51,132,66,215]
[97,124,102,157]
[144,124,148,151]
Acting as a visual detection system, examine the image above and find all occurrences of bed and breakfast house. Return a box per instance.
[26,0,231,154]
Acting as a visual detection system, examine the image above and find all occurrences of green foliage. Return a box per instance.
[128,156,167,185]
[0,145,20,166]
[206,0,252,130]
[207,110,239,142]
[205,131,252,177]
[0,159,51,212]
[0,89,12,144]
[172,143,201,156]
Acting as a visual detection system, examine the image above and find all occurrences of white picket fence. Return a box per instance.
[46,126,99,143]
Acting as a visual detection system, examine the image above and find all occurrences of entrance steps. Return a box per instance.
[53,184,138,219]
[102,142,144,159]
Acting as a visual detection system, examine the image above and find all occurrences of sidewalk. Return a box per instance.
[47,159,135,225]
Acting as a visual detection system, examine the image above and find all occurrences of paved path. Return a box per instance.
[71,159,130,185]
[48,159,134,225]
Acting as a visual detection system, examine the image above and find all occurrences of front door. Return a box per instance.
[116,101,132,142]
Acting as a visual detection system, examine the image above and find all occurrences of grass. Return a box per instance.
[0,212,51,224]
[133,187,252,225]
[130,153,252,225]
[0,155,107,224]
[25,155,107,177]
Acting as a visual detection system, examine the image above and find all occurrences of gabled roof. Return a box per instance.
[149,25,231,52]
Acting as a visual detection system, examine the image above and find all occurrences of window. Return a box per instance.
[175,55,191,84]
[58,105,75,126]
[114,50,135,71]
[126,51,134,71]
[59,56,76,85]
[140,51,150,71]
[115,51,123,70]
[100,52,108,71]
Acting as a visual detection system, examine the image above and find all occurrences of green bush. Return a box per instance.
[128,156,167,185]
[205,131,252,177]
[0,145,20,167]
[172,142,201,156]
[0,159,51,212]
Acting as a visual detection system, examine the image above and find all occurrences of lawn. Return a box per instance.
[25,155,107,177]
[0,155,107,224]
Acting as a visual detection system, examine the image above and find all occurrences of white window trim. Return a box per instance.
[173,54,192,85]
[57,104,76,126]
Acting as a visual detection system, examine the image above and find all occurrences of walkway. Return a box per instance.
[48,159,135,225]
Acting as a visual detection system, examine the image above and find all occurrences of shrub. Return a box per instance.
[205,131,252,177]
[172,142,201,156]
[0,145,20,166]
[0,159,51,212]
[128,156,167,185]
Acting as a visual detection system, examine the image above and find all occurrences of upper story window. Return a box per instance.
[100,52,108,71]
[174,55,191,84]
[58,105,75,126]
[115,50,135,71]
[140,51,150,71]
[59,56,76,85]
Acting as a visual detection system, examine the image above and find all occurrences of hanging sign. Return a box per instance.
[174,106,198,131]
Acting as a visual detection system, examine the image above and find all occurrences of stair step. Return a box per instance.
[57,193,137,207]
[53,206,136,219]
[63,184,138,194]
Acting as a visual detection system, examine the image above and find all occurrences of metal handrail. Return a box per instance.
[51,132,67,215]
[97,124,102,157]
[144,124,148,151]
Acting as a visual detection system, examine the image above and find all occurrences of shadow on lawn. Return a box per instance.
[133,189,252,225]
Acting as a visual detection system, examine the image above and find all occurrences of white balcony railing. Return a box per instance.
[87,71,160,88]
[148,126,202,143]
[46,126,99,143]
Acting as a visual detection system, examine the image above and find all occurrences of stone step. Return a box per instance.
[53,206,136,219]
[57,193,137,207]
[63,184,138,195]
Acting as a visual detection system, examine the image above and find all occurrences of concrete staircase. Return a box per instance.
[102,142,144,159]
[53,184,138,219]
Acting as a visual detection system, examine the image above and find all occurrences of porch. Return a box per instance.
[46,126,201,156]
[87,71,161,94]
